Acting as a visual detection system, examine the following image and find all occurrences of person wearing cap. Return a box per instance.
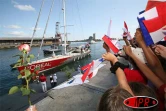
[39,73,47,92]
[53,73,57,87]
[50,75,54,88]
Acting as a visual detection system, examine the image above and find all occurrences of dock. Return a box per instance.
[35,61,119,111]
[0,58,128,111]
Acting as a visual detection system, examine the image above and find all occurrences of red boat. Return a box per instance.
[17,49,91,73]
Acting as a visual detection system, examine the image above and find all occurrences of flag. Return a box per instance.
[102,35,119,53]
[81,58,104,82]
[137,3,166,45]
[124,21,128,32]
[146,0,166,11]
[81,63,91,72]
[122,21,132,40]
[162,26,166,35]
[163,27,166,40]
[143,16,166,44]
[107,19,112,37]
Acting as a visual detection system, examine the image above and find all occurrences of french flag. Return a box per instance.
[81,58,104,82]
[137,2,166,46]
[146,0,166,11]
[122,21,132,40]
[102,35,119,53]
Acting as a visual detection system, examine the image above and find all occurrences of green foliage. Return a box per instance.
[13,62,21,68]
[24,69,31,78]
[28,54,35,59]
[17,74,22,79]
[61,66,75,79]
[21,88,31,96]
[9,86,19,95]
[9,47,40,106]
[26,58,30,63]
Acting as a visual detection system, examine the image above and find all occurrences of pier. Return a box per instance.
[0,57,128,111]
[35,58,127,111]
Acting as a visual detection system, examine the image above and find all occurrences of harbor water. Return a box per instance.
[0,42,107,96]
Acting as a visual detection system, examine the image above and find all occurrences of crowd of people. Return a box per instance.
[98,28,166,111]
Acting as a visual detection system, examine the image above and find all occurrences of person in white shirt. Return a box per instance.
[50,75,54,88]
[53,73,57,87]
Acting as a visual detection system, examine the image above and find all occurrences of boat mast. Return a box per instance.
[62,0,67,54]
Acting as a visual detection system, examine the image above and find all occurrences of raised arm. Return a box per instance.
[135,28,166,83]
[154,45,166,59]
[124,46,164,88]
[102,52,134,96]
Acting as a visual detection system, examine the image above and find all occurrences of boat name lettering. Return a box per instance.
[29,62,51,70]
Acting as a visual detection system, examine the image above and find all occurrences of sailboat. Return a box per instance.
[17,0,90,73]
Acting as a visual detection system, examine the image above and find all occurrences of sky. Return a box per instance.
[0,0,147,40]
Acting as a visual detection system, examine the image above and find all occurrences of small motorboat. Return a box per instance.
[43,45,61,54]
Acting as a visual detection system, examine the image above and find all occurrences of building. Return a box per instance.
[93,33,96,40]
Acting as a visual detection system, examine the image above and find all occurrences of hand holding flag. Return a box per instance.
[102,35,119,53]
[122,21,132,40]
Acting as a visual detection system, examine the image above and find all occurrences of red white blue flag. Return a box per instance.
[81,58,104,82]
[146,0,166,11]
[137,1,166,46]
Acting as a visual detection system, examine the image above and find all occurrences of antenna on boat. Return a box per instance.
[62,0,67,55]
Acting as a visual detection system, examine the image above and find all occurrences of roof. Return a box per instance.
[0,37,54,41]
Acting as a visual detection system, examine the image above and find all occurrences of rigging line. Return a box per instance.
[58,0,62,22]
[70,0,76,45]
[29,0,45,50]
[76,0,84,39]
[37,0,55,60]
